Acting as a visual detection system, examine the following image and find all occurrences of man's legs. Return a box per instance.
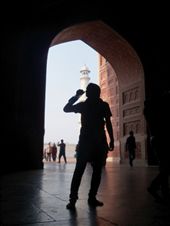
[88,160,104,206]
[66,158,87,209]
[129,154,133,167]
[58,152,62,163]
[129,150,135,167]
[63,153,67,163]
[147,172,162,200]
[160,163,169,199]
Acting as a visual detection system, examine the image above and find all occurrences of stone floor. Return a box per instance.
[1,161,170,226]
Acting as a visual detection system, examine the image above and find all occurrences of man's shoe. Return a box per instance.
[66,201,76,210]
[88,198,104,207]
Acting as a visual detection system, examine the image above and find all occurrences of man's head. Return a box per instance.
[86,83,101,99]
[129,131,134,136]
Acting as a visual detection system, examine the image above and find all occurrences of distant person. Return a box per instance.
[51,143,57,162]
[144,91,170,202]
[125,131,137,167]
[57,139,67,163]
[46,142,52,162]
[43,146,47,161]
[63,83,114,210]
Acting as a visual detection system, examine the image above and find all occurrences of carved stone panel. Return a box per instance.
[123,120,141,135]
[122,87,140,104]
[123,106,140,117]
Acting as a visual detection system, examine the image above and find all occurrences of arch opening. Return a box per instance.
[47,20,146,165]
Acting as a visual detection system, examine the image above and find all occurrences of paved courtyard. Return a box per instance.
[1,161,170,226]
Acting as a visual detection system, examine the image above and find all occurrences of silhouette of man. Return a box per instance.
[63,83,114,209]
[125,131,136,167]
[144,91,170,202]
[57,139,67,163]
[51,143,57,162]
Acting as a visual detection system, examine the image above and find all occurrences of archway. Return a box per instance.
[49,20,146,165]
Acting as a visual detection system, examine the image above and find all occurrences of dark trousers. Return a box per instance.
[69,156,103,202]
[58,151,67,163]
[150,141,170,197]
[150,172,169,196]
[128,150,135,166]
[150,162,169,197]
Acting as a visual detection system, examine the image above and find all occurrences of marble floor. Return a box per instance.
[1,161,170,226]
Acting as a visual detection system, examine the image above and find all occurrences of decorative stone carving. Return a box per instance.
[123,106,140,117]
[123,120,141,135]
[123,87,140,104]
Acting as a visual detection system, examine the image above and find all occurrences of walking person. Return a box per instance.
[144,92,170,202]
[46,142,52,162]
[51,143,57,162]
[63,83,114,210]
[57,139,67,163]
[125,131,136,167]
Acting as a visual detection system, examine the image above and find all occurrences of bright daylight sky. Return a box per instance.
[44,40,99,144]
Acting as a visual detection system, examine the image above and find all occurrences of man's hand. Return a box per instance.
[76,89,84,97]
[68,96,79,104]
[66,89,85,106]
[109,140,114,151]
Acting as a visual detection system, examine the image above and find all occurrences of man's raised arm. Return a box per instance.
[63,89,84,112]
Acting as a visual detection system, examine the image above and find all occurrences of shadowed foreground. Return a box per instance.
[1,162,170,226]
